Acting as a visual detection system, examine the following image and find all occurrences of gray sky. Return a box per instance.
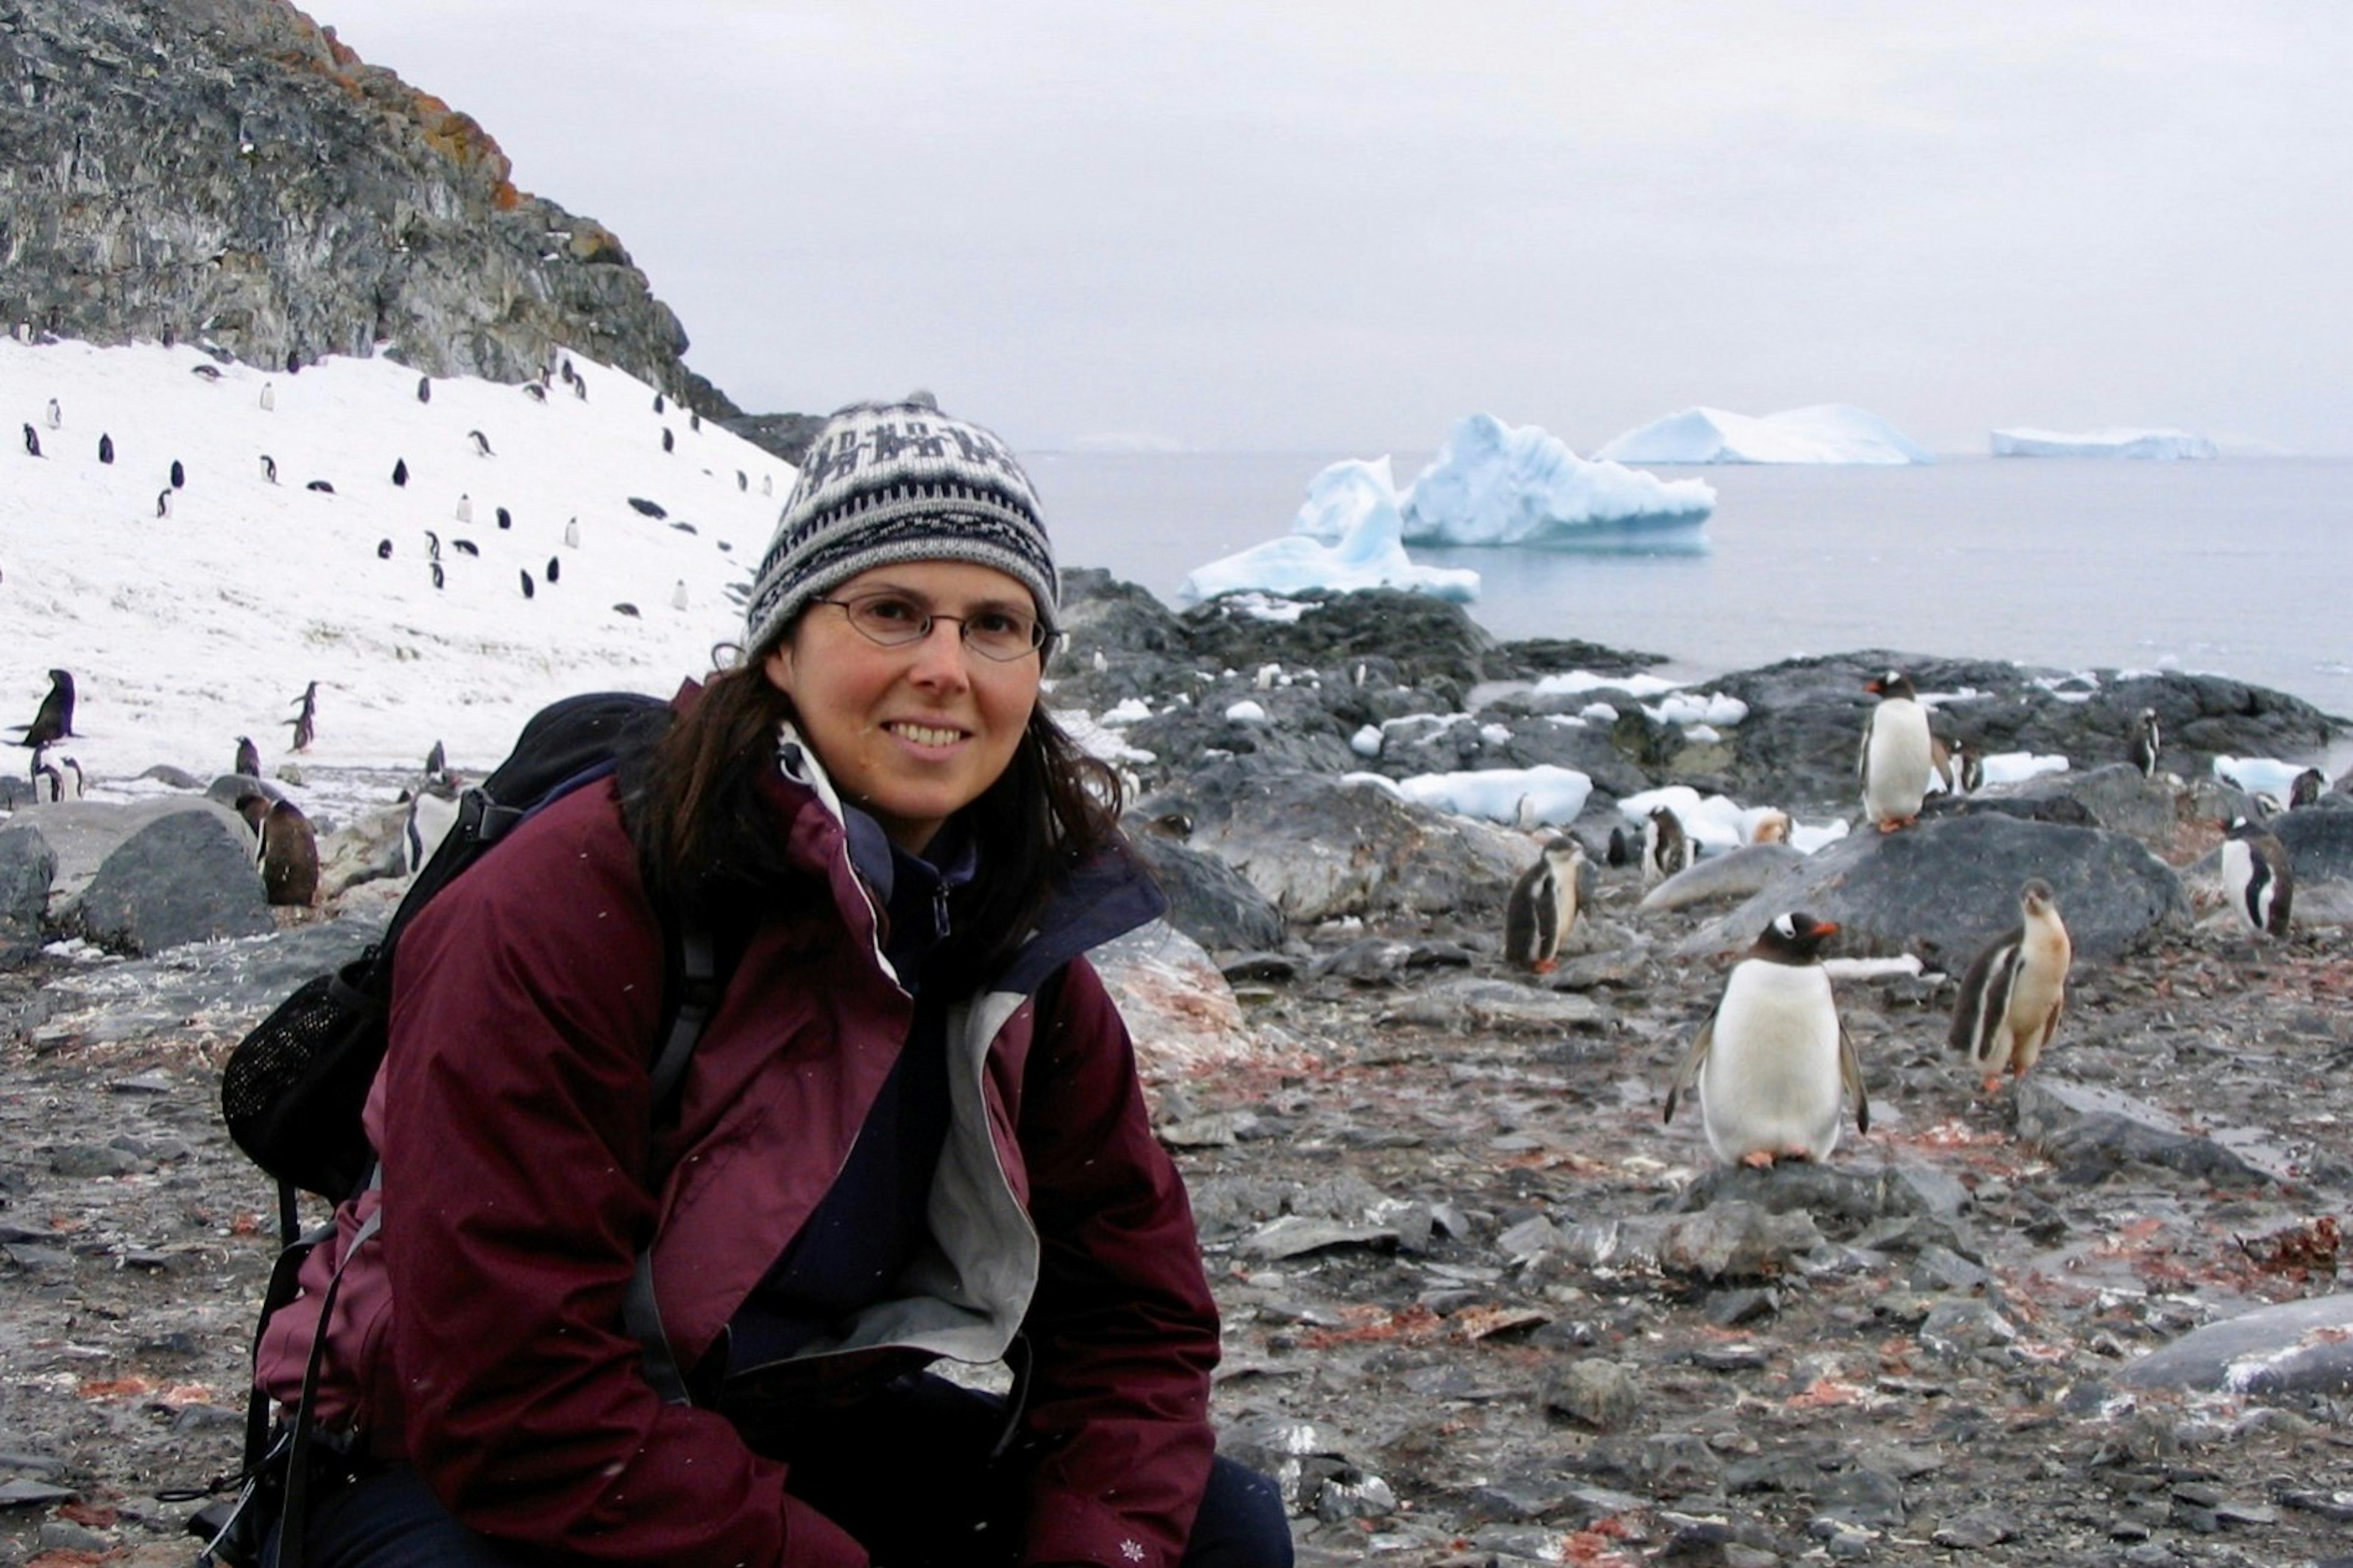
[320,2,2351,455]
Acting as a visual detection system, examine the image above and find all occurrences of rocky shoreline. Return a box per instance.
[6,576,2353,1567]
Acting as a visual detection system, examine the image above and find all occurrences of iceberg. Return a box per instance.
[1175,457,1480,605]
[1596,404,1933,466]
[1989,426,2216,460]
[1399,414,1713,550]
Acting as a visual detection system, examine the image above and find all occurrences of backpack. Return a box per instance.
[195,690,723,1566]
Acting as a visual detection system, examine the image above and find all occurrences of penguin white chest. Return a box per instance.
[2221,839,2275,931]
[1863,700,1934,825]
[1701,962,1844,1163]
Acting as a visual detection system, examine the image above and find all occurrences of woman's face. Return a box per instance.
[762,560,1045,855]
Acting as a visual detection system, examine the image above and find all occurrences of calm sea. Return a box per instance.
[1026,451,2353,724]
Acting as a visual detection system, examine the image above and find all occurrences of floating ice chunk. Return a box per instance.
[1990,426,2217,460]
[1400,414,1714,551]
[2213,756,2308,801]
[1980,752,2069,786]
[1597,404,1933,466]
[1395,764,1592,827]
[1178,457,1480,605]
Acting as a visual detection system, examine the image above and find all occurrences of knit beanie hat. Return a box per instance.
[741,395,1057,657]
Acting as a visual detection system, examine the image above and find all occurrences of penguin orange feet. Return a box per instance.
[1740,1150,1777,1169]
[1980,1074,2004,1096]
[1531,958,1556,974]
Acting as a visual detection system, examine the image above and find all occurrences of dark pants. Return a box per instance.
[273,1376,1292,1567]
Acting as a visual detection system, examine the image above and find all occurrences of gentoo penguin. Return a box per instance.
[12,670,77,749]
[21,423,40,457]
[2290,767,2327,809]
[257,799,320,906]
[234,735,261,777]
[1949,737,1984,795]
[467,429,494,456]
[260,453,278,483]
[44,398,61,430]
[2222,816,2294,938]
[31,758,63,803]
[2128,708,2162,779]
[662,427,675,453]
[259,382,275,411]
[1665,912,1867,1167]
[97,433,113,464]
[376,538,394,560]
[563,517,580,548]
[392,457,409,487]
[454,494,472,524]
[1503,836,1593,974]
[286,350,300,373]
[452,539,480,557]
[689,410,700,433]
[424,739,447,781]
[671,579,689,611]
[1859,671,1934,831]
[1640,806,1694,886]
[737,470,748,492]
[155,488,173,518]
[287,681,317,753]
[763,473,773,497]
[1949,880,2072,1095]
[614,602,640,618]
[190,363,222,381]
[1746,809,1792,846]
[496,506,512,531]
[653,392,665,414]
[55,756,83,801]
[170,458,185,489]
[523,381,547,403]
[423,529,441,561]
[545,555,560,583]
[572,374,588,401]
[559,357,576,385]
[431,562,445,590]
[306,480,334,494]
[403,787,462,877]
[519,569,535,599]
[416,374,431,404]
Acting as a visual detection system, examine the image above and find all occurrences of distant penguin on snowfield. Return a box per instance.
[454,494,472,524]
[1666,912,1866,1168]
[689,411,700,433]
[1949,879,2072,1096]
[737,470,748,492]
[416,375,431,404]
[191,363,222,381]
[431,562,445,590]
[97,433,114,464]
[1640,806,1693,887]
[496,506,511,530]
[662,428,674,453]
[286,351,301,374]
[2290,767,2327,809]
[425,740,447,781]
[170,458,185,489]
[1859,670,1934,831]
[1504,836,1592,974]
[2222,816,2294,938]
[2129,708,2162,779]
[468,430,494,457]
[453,539,479,556]
[545,555,559,583]
[520,570,535,599]
[572,375,588,401]
[12,669,77,749]
[260,454,278,483]
[234,735,261,777]
[762,473,773,497]
[155,489,173,518]
[306,480,334,493]
[559,357,575,385]
[424,530,441,561]
[256,798,321,906]
[45,398,61,430]
[653,392,665,414]
[671,579,689,611]
[614,602,640,618]
[563,517,580,548]
[259,382,275,411]
[523,381,546,403]
[377,538,393,559]
[20,423,40,457]
[392,457,409,487]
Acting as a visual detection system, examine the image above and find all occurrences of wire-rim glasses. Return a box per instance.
[813,591,1049,662]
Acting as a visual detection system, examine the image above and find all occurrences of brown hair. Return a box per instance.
[622,647,1126,990]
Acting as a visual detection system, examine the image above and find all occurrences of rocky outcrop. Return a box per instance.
[0,0,737,415]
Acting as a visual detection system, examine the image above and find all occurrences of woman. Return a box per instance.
[254,397,1291,1567]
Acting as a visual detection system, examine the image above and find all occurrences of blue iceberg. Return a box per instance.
[1401,413,1715,551]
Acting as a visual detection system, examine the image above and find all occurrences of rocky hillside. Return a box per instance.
[0,0,752,423]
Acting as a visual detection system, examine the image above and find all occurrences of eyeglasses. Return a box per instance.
[813,591,1050,662]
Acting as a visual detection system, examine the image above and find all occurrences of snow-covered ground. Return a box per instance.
[1596,404,1933,465]
[1,336,795,826]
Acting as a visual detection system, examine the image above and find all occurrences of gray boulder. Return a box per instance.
[68,805,275,954]
[0,824,58,965]
[1126,830,1287,953]
[2121,1294,2353,1396]
[2273,808,2353,885]
[1682,813,2186,966]
[1927,763,2181,851]
[1143,761,1526,925]
[2013,1079,2276,1187]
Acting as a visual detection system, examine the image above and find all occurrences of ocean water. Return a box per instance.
[1026,451,2353,723]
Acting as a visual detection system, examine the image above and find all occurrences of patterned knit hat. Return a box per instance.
[741,395,1057,656]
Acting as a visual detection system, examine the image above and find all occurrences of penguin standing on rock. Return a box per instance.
[1504,836,1593,974]
[2222,816,2294,938]
[10,670,77,749]
[1859,671,1934,831]
[240,795,320,906]
[1640,806,1693,886]
[2290,768,2327,809]
[1949,880,2072,1095]
[2128,708,2162,779]
[1665,912,1867,1167]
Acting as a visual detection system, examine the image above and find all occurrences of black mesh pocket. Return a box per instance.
[221,953,387,1201]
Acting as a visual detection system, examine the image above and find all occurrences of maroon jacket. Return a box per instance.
[256,740,1219,1567]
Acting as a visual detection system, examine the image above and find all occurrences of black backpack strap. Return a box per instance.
[626,915,719,1407]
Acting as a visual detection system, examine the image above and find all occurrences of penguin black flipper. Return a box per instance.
[1664,1015,1715,1126]
[1947,928,2024,1069]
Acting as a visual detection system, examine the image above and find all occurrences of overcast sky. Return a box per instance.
[318,2,2350,456]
